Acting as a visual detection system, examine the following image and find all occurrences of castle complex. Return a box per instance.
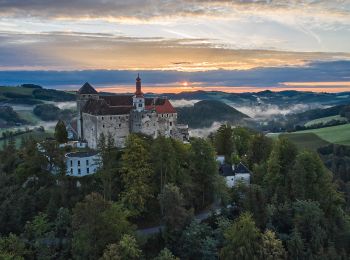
[77,75,188,148]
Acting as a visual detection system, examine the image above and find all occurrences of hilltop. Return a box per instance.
[177,100,249,128]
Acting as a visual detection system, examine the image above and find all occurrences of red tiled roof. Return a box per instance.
[146,99,176,114]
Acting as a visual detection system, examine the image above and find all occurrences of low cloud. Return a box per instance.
[189,121,222,138]
[170,99,200,107]
[235,104,326,119]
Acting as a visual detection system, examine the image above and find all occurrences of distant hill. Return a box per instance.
[0,85,75,104]
[166,90,350,108]
[177,100,249,128]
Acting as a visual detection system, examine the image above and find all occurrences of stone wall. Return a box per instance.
[96,114,130,148]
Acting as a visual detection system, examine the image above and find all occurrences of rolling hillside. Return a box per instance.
[177,100,249,128]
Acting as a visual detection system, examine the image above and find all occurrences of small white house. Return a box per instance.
[219,162,251,188]
[65,151,100,177]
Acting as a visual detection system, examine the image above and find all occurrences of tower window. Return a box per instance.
[119,124,121,127]
[70,160,73,167]
[102,117,104,120]
[78,169,81,175]
[87,168,90,174]
[70,168,73,174]
[103,124,105,128]
[86,160,89,166]
[78,160,80,166]
[138,103,142,107]
[110,117,112,120]
[170,122,172,126]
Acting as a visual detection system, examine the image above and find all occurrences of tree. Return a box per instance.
[220,212,261,260]
[158,184,193,234]
[178,220,217,260]
[264,138,297,203]
[97,132,119,201]
[154,248,179,260]
[54,120,68,143]
[292,200,327,258]
[247,133,273,167]
[232,126,252,158]
[72,193,133,260]
[190,138,218,208]
[0,233,28,259]
[215,124,234,162]
[121,134,154,215]
[23,212,56,259]
[287,228,304,260]
[260,230,286,260]
[100,235,141,260]
[151,136,177,193]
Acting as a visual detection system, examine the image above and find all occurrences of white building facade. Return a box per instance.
[65,151,100,177]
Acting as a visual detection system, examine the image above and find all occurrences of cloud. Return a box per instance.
[1,60,350,93]
[0,0,349,26]
[170,99,200,107]
[189,121,222,138]
[0,31,349,71]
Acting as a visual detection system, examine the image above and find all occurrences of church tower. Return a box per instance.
[133,74,145,112]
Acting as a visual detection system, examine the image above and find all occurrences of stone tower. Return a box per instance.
[77,82,99,139]
[133,74,145,112]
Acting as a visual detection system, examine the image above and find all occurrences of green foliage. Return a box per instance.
[158,184,193,234]
[72,193,133,260]
[154,248,179,260]
[100,234,142,260]
[0,233,27,259]
[54,120,68,143]
[215,124,234,162]
[0,106,27,126]
[190,138,218,208]
[178,220,217,260]
[260,230,286,260]
[33,104,61,121]
[220,212,261,260]
[121,134,154,215]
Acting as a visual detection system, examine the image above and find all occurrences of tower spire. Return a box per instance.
[135,73,143,97]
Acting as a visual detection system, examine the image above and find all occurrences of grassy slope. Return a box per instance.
[305,115,348,127]
[295,123,350,146]
[280,133,330,151]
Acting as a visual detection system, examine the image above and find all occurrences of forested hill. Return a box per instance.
[177,100,249,128]
[0,84,75,104]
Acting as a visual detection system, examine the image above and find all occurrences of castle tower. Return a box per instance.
[77,82,99,139]
[133,74,145,112]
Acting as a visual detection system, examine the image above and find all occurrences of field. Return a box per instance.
[279,133,330,151]
[295,123,350,146]
[304,115,348,127]
[268,123,350,151]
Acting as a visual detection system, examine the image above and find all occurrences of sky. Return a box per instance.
[1,0,350,93]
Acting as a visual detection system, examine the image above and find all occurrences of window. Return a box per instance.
[70,160,73,167]
[103,124,105,128]
[78,169,81,175]
[138,103,142,107]
[170,122,172,126]
[86,160,89,166]
[70,168,73,174]
[119,124,121,127]
[110,117,112,120]
[102,117,104,120]
[87,168,89,174]
[78,160,80,166]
